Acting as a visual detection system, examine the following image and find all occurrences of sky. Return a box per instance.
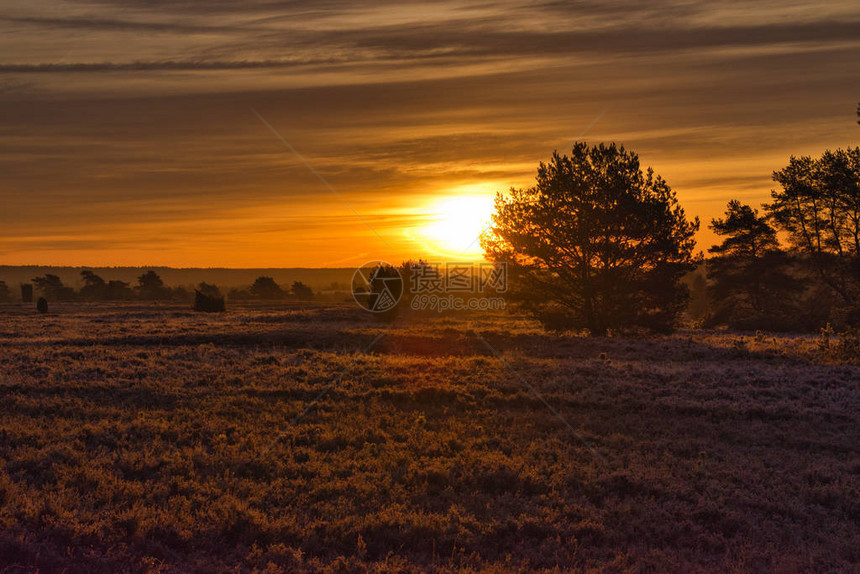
[0,0,859,267]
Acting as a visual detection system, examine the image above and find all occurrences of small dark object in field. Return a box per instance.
[36,297,48,314]
[194,290,225,313]
[21,284,33,303]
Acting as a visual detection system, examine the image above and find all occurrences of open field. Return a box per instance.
[0,302,858,572]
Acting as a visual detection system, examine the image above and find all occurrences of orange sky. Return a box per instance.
[1,1,859,267]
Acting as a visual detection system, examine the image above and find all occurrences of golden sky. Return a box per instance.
[1,0,859,267]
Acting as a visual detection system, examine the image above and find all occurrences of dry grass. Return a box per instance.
[0,302,858,572]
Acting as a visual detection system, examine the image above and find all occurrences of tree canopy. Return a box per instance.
[250,276,283,299]
[136,270,171,300]
[291,281,314,300]
[32,274,75,301]
[706,201,802,330]
[766,147,860,309]
[80,270,107,300]
[482,142,699,335]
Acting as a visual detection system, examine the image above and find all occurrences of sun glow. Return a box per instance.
[414,192,496,259]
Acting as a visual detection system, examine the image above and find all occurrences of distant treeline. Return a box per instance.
[0,266,354,293]
[0,270,319,303]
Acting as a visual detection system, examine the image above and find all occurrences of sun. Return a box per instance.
[415,192,496,259]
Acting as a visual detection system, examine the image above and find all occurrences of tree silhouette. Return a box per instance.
[194,289,225,312]
[136,270,170,300]
[105,280,132,300]
[710,201,779,258]
[482,142,699,335]
[197,282,222,298]
[365,263,403,320]
[766,147,860,311]
[33,274,63,296]
[706,200,801,330]
[250,276,283,299]
[32,274,75,301]
[80,270,107,300]
[290,281,314,300]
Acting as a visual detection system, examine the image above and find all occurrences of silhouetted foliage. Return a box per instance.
[21,284,33,303]
[0,281,9,303]
[357,263,403,321]
[32,274,75,301]
[105,280,133,300]
[136,270,171,300]
[193,290,226,312]
[36,297,48,314]
[482,142,699,335]
[249,276,283,299]
[79,270,107,300]
[766,147,860,322]
[709,201,780,258]
[290,281,314,300]
[706,201,803,330]
[197,282,222,298]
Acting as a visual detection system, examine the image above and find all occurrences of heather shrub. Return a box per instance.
[0,302,857,572]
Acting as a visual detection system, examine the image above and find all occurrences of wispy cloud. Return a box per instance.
[0,59,341,73]
[0,0,858,265]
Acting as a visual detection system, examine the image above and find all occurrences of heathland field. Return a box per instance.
[0,302,858,572]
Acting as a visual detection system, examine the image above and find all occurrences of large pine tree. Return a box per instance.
[481,142,699,335]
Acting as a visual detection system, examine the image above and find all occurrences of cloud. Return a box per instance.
[0,59,341,73]
[0,15,251,34]
[0,0,858,265]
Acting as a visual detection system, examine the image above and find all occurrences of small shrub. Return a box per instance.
[36,297,48,314]
[835,327,860,362]
[193,290,225,313]
[815,324,860,362]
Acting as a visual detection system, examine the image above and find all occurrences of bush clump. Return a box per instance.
[193,290,225,313]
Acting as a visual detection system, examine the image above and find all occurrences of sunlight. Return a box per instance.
[415,190,496,259]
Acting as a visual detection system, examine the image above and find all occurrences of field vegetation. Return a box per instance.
[1,302,858,572]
